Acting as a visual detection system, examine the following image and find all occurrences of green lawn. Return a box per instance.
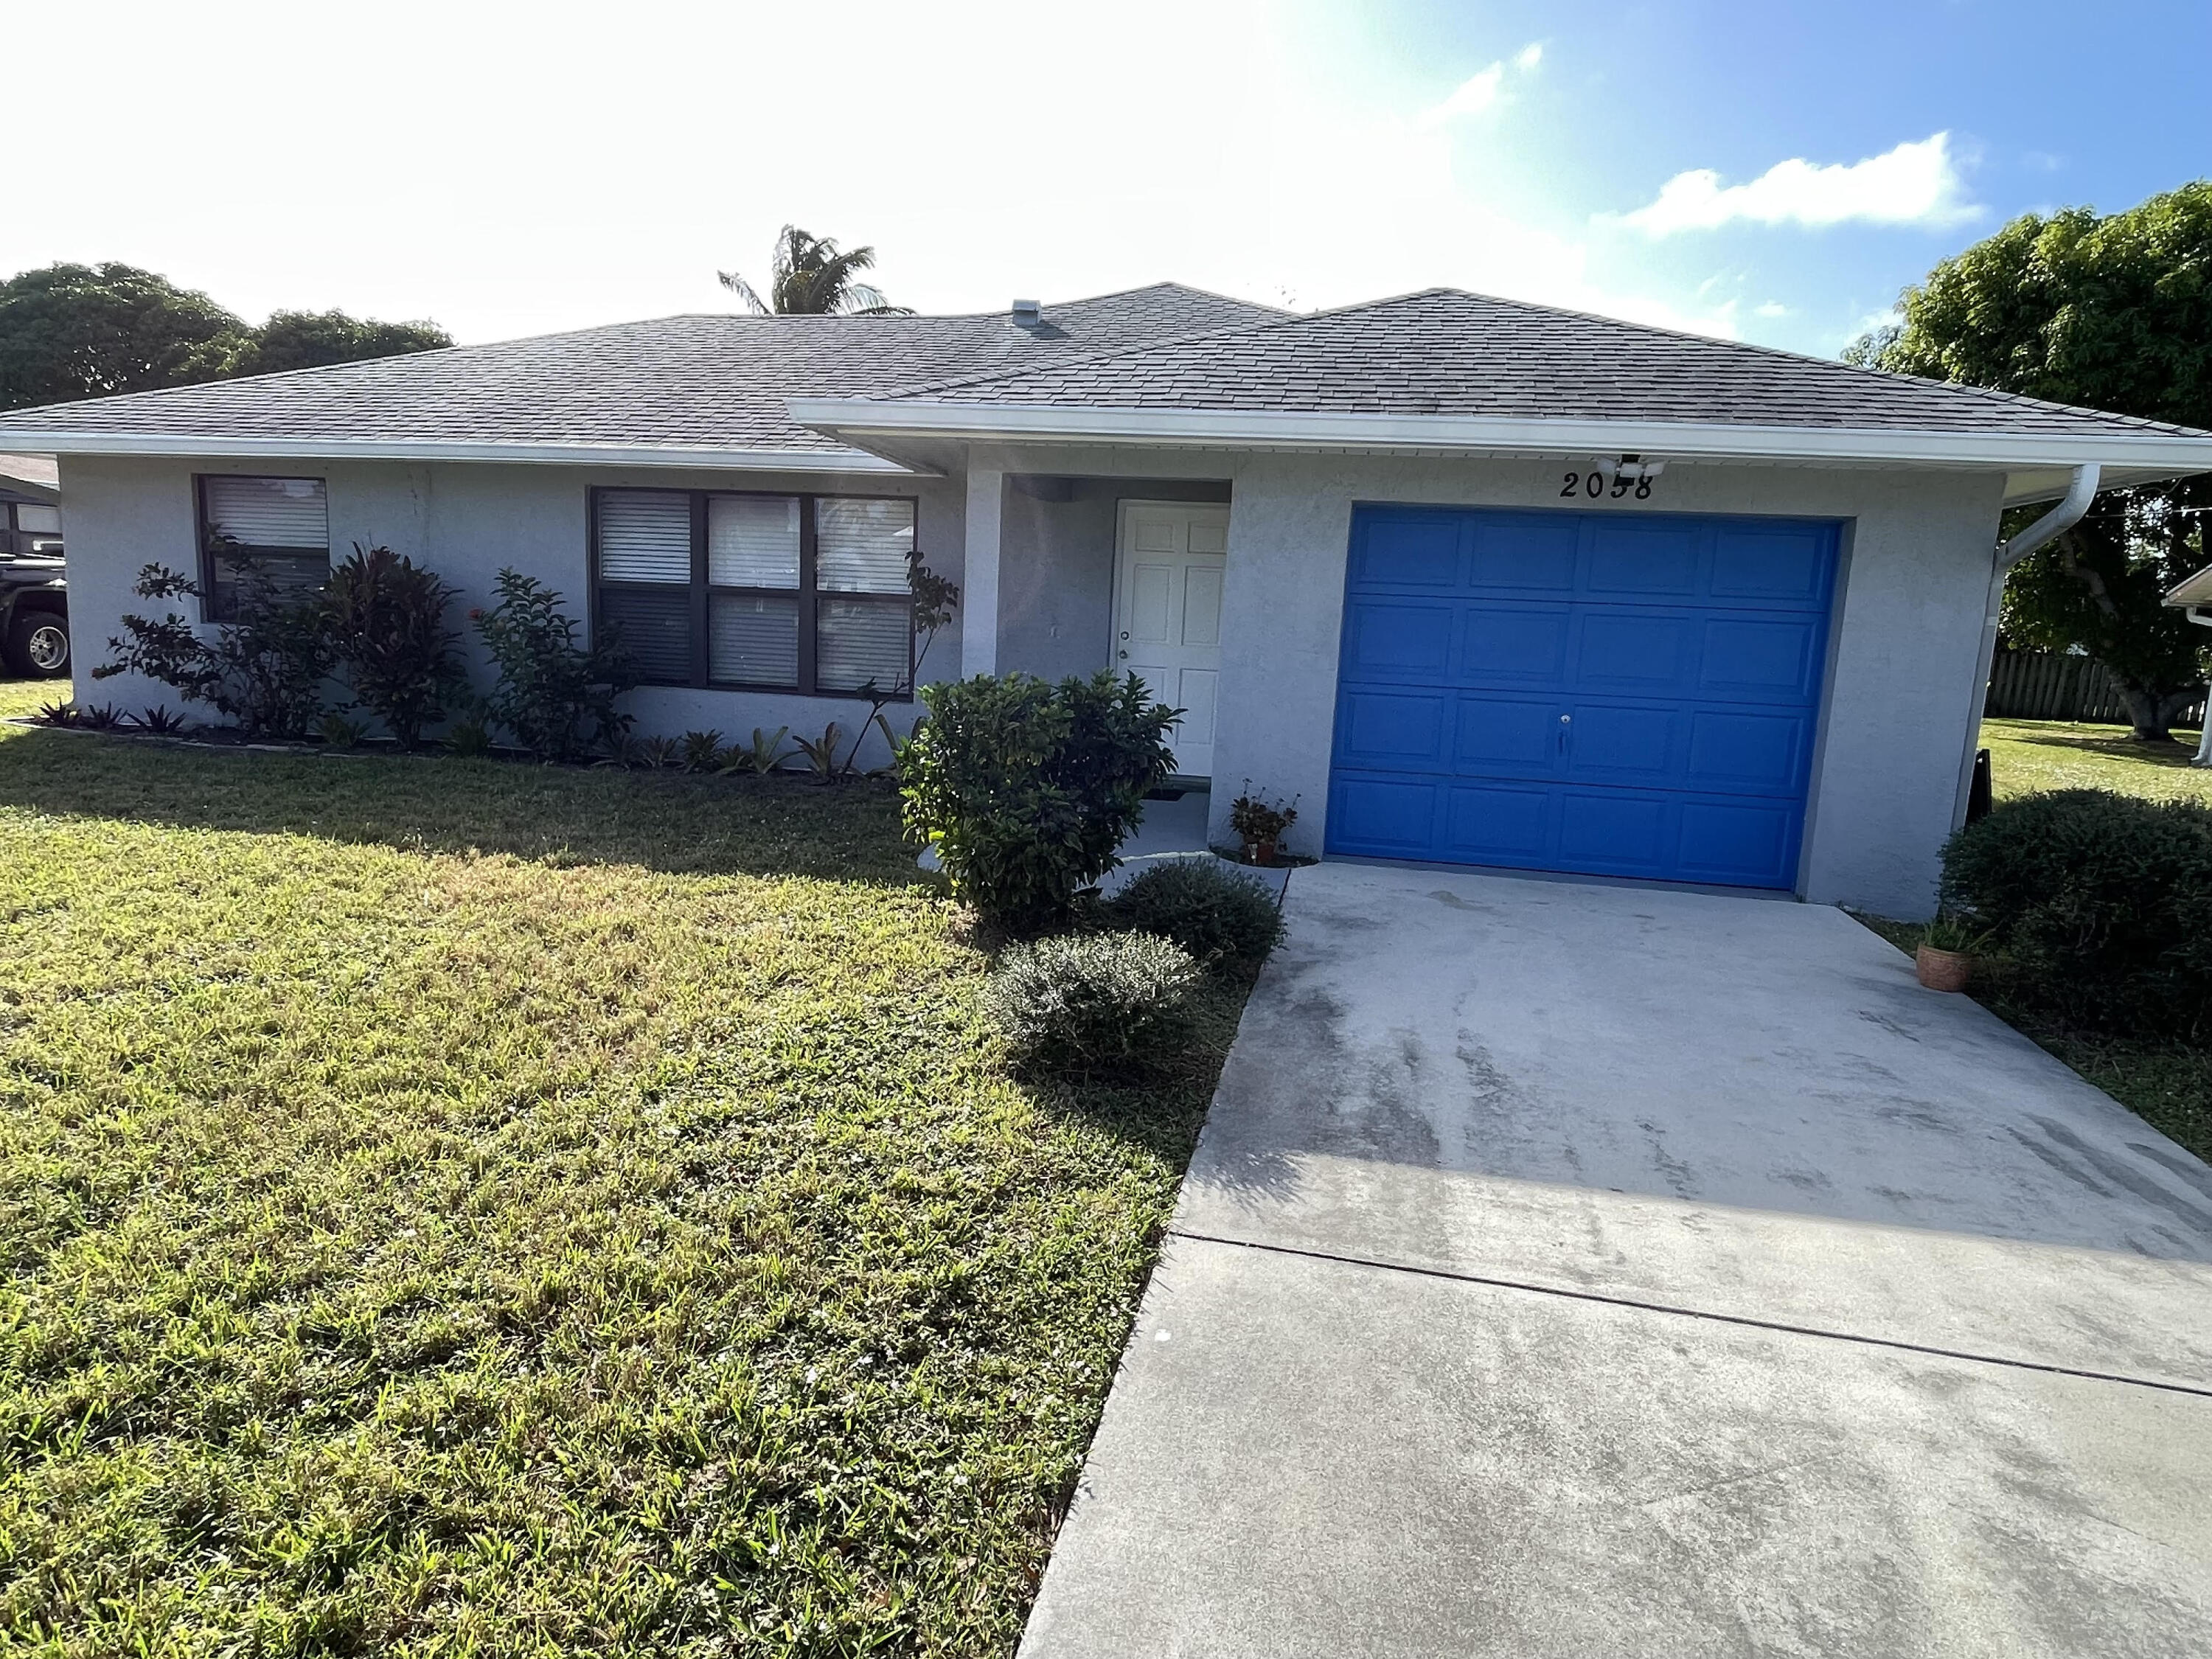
[0,681,1245,1655]
[1861,716,2212,1166]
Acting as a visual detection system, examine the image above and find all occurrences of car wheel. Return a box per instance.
[7,611,69,678]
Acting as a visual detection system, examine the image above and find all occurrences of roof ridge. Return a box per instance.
[870,286,1449,403]
[1439,288,2200,438]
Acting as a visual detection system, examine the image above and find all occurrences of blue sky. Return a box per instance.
[9,1,2210,355]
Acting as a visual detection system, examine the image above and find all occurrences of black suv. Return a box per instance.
[0,496,66,678]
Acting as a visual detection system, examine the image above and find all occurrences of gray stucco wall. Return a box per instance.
[1198,453,2006,919]
[996,476,1232,681]
[58,453,968,768]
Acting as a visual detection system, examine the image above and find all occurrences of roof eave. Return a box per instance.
[788,397,2212,477]
[0,431,918,475]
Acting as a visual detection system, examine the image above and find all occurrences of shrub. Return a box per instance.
[472,570,636,760]
[1105,858,1285,970]
[1938,788,2212,1035]
[902,671,1179,930]
[981,931,1202,1077]
[95,562,333,739]
[324,544,463,748]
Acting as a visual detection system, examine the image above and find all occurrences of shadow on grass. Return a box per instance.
[0,726,926,886]
[1994,723,2206,769]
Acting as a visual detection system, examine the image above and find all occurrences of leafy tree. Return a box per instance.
[0,262,244,409]
[719,226,913,316]
[1846,183,2212,741]
[0,262,453,411]
[236,310,451,376]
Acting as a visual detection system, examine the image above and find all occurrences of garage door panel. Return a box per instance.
[1559,791,1672,874]
[1338,689,1450,771]
[1443,784,1551,861]
[1331,505,1836,890]
[1455,695,1560,771]
[1574,611,1694,689]
[1687,709,1809,795]
[1711,526,1830,603]
[1330,776,1441,853]
[1567,703,1681,782]
[1469,516,1580,591]
[1345,600,1455,680]
[1677,799,1795,885]
[1700,616,1822,699]
[1587,522,1702,598]
[1462,605,1571,681]
[1352,515,1461,588]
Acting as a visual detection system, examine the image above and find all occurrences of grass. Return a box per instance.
[1856,715,2212,1166]
[0,678,1251,1655]
[1982,715,2212,804]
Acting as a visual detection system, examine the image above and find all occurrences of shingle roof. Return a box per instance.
[866,288,2208,441]
[0,284,1284,453]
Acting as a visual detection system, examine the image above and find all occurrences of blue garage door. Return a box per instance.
[1326,505,1840,888]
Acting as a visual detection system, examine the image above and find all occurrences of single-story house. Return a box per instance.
[5,282,2211,917]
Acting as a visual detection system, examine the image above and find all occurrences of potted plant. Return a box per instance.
[1915,914,1994,992]
[1229,784,1298,866]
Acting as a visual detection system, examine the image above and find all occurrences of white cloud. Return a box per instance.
[1754,301,1790,318]
[1418,41,1543,127]
[1621,132,1980,235]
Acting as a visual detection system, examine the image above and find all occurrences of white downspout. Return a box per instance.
[1953,463,2102,828]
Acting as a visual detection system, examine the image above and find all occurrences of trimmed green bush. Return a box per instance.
[901,671,1178,930]
[981,931,1202,1077]
[1938,787,2212,1035]
[1105,858,1285,970]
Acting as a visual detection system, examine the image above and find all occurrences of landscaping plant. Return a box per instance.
[901,671,1179,931]
[1228,784,1298,861]
[471,568,636,760]
[681,729,726,772]
[1939,787,2212,1035]
[97,561,335,739]
[1105,858,1286,970]
[982,930,1203,1077]
[321,543,465,748]
[722,725,792,776]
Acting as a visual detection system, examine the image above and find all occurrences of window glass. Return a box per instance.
[203,476,327,549]
[597,587,692,681]
[708,495,801,588]
[14,504,61,535]
[815,497,914,593]
[597,491,692,582]
[816,595,911,693]
[710,592,801,686]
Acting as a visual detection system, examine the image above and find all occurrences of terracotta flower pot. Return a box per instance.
[1915,945,1973,992]
[1248,840,1277,866]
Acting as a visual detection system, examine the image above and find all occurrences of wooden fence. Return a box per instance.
[1984,648,2208,726]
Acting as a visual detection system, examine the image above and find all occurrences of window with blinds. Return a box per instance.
[196,475,330,620]
[593,488,917,696]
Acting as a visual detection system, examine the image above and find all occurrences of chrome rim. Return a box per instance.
[25,622,68,672]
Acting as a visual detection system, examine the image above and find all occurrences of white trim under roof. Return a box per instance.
[788,397,2212,477]
[0,432,914,473]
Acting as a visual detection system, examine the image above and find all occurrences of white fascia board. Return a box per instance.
[787,397,2212,474]
[0,431,915,473]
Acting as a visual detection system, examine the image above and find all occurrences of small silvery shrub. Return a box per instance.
[1105,859,1285,970]
[901,671,1179,931]
[1938,787,2212,1035]
[981,931,1202,1077]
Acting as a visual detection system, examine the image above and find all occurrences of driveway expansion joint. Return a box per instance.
[1168,1227,2212,1399]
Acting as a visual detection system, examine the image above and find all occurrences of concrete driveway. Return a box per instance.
[1022,862,2212,1658]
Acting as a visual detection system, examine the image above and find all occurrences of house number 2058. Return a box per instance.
[1562,470,1655,501]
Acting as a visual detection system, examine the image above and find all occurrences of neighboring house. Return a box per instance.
[3,281,2210,916]
[2166,563,2212,765]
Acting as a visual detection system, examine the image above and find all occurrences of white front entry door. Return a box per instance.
[1114,501,1228,779]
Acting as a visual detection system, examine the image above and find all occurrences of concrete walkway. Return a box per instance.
[1023,862,2212,1658]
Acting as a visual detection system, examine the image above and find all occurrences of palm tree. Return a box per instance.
[719,226,912,316]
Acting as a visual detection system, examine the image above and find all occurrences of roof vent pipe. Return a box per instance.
[1010,299,1042,327]
[1952,462,2103,830]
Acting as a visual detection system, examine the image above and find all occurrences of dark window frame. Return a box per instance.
[591,484,919,700]
[194,473,331,622]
